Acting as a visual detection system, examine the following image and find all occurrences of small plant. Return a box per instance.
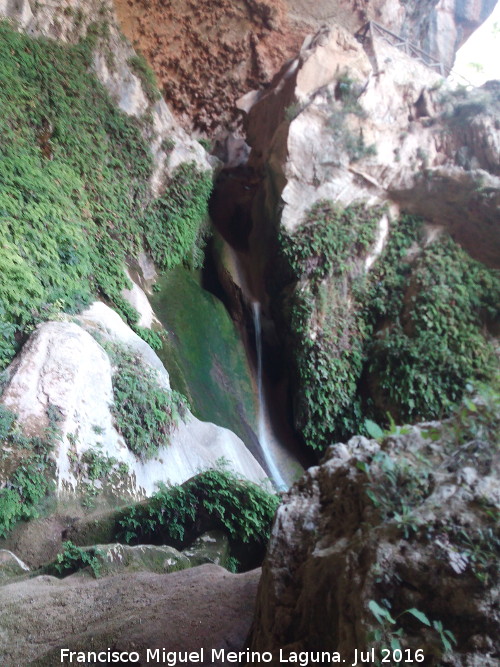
[81,448,117,481]
[161,137,175,153]
[197,138,211,152]
[127,52,161,103]
[52,541,103,578]
[368,600,457,659]
[359,450,432,537]
[335,73,366,116]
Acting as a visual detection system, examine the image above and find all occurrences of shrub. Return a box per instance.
[109,343,189,459]
[0,404,58,537]
[117,466,280,549]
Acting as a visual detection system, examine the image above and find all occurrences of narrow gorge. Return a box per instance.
[0,0,499,665]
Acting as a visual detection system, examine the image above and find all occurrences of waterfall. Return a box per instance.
[252,301,288,491]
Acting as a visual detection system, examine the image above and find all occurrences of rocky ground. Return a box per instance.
[0,564,260,665]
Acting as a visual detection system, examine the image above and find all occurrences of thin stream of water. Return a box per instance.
[252,301,288,491]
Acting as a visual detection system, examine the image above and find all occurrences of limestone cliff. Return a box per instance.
[237,20,500,449]
[250,393,500,664]
[110,0,497,130]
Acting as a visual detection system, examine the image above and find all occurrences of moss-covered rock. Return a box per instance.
[182,531,231,568]
[48,543,191,578]
[151,265,258,445]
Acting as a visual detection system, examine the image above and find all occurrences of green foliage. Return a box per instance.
[281,205,499,450]
[438,379,500,451]
[197,138,211,151]
[144,163,213,271]
[109,343,189,459]
[284,101,307,122]
[161,137,176,153]
[0,405,58,537]
[281,201,379,283]
[81,449,118,481]
[132,325,164,351]
[368,599,456,661]
[364,419,384,440]
[279,201,381,449]
[0,21,212,369]
[422,382,500,585]
[52,541,103,578]
[335,73,366,116]
[0,305,18,368]
[325,75,377,161]
[117,466,280,551]
[442,523,500,585]
[127,52,161,103]
[366,230,500,422]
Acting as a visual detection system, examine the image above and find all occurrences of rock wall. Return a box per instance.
[283,0,498,71]
[109,0,497,131]
[235,19,500,448]
[250,400,500,664]
[0,303,268,501]
[244,23,500,262]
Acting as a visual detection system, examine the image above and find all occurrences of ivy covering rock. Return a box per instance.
[279,205,500,450]
[0,20,212,370]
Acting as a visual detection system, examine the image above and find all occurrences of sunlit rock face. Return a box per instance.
[0,305,268,501]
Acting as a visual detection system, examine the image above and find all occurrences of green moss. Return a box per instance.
[0,21,212,369]
[151,266,257,443]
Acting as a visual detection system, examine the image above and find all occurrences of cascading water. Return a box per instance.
[252,301,288,491]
